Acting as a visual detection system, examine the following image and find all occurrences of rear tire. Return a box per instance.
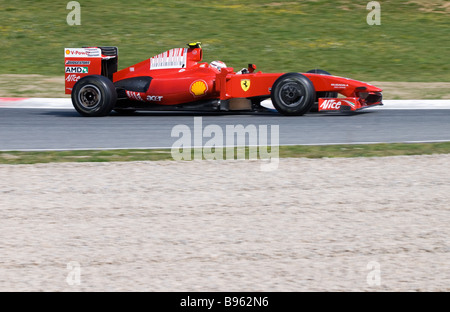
[72,75,117,117]
[270,73,315,116]
[307,69,338,112]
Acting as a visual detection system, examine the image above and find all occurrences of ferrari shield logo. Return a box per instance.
[240,79,250,92]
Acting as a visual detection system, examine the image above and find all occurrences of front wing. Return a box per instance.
[318,94,383,112]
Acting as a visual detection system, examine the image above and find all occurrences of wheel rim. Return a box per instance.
[78,84,102,110]
[278,80,305,107]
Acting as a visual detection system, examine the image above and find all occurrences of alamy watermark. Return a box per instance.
[66,261,81,286]
[171,117,279,171]
[366,261,381,286]
[67,1,81,26]
[367,1,381,25]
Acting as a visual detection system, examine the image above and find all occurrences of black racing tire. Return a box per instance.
[270,73,315,116]
[307,69,338,112]
[71,75,117,117]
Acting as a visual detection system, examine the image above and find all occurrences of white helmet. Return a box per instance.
[209,60,227,72]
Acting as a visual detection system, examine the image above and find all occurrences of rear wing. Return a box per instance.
[64,47,118,94]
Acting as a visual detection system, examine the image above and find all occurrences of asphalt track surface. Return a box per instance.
[1,108,450,151]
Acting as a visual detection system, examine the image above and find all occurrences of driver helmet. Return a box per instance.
[209,60,227,72]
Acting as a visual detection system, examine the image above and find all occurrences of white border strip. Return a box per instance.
[1,98,450,109]
[382,100,450,109]
[0,98,72,109]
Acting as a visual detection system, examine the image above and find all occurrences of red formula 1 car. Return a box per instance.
[64,42,382,117]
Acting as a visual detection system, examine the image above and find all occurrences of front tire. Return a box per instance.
[270,73,315,116]
[72,75,117,117]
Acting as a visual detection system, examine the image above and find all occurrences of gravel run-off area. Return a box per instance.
[0,155,449,291]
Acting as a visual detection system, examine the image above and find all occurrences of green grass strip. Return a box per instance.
[1,142,450,165]
[1,0,449,82]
